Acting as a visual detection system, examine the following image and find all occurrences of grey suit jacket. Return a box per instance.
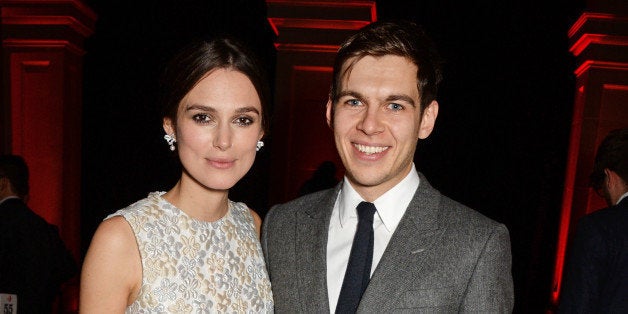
[262,172,514,313]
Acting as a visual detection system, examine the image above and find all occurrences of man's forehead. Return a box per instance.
[340,55,418,81]
[338,55,421,97]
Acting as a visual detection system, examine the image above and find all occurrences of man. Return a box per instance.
[0,154,77,313]
[262,21,514,313]
[559,128,628,313]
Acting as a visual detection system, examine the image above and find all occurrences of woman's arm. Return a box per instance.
[80,216,142,313]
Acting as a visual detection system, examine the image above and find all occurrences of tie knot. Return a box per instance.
[356,201,376,222]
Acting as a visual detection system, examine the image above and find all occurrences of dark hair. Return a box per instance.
[0,154,29,198]
[330,20,443,112]
[161,36,270,134]
[590,128,628,191]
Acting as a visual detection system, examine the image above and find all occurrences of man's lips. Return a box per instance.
[353,143,389,155]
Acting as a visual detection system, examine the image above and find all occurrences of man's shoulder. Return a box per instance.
[578,201,628,233]
[270,187,338,215]
[434,192,500,223]
[415,173,504,230]
[0,199,51,229]
[432,193,507,238]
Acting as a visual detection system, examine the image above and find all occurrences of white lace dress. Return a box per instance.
[107,192,274,313]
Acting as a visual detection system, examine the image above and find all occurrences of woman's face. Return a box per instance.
[164,68,264,191]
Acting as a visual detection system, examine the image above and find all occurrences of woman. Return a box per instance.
[80,37,273,312]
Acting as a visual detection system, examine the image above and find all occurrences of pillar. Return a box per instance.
[551,1,628,307]
[267,0,376,204]
[1,0,96,311]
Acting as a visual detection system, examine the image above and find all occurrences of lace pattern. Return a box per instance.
[107,192,273,313]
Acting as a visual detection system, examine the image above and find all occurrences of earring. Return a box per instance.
[164,134,176,151]
[256,141,264,152]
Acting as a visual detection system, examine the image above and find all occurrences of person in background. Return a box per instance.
[80,36,273,312]
[0,154,78,313]
[298,161,339,196]
[559,128,628,313]
[262,20,513,313]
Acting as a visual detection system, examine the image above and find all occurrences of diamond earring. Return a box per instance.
[164,134,176,151]
[256,141,264,152]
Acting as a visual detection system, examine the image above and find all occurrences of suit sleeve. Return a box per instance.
[558,218,603,313]
[261,205,276,275]
[461,223,514,313]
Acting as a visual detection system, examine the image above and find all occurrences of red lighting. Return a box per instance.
[293,65,333,73]
[574,60,628,77]
[550,92,585,303]
[567,13,625,38]
[570,34,628,57]
[268,17,371,31]
[274,43,339,53]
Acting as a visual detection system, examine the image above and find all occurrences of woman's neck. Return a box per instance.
[163,176,229,222]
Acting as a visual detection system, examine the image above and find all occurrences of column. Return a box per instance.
[551,1,628,307]
[267,0,376,204]
[1,1,96,311]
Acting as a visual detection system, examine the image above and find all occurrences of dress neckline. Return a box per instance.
[151,191,233,227]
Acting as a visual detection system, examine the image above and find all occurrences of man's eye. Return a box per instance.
[388,103,404,111]
[346,99,361,106]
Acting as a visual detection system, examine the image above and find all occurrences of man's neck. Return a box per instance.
[0,195,20,206]
[615,190,628,205]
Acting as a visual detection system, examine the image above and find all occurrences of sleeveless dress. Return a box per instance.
[107,192,274,313]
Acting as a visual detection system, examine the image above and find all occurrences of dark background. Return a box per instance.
[80,1,585,312]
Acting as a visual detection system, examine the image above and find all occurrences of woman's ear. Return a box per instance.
[163,117,175,136]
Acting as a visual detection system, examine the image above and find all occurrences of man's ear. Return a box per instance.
[418,100,439,139]
[606,168,627,190]
[0,177,13,198]
[0,177,7,192]
[326,98,333,129]
[163,117,175,136]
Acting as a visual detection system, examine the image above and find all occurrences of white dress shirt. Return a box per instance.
[326,164,420,312]
[0,196,19,206]
[617,191,628,205]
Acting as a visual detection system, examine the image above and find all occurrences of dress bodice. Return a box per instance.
[107,192,273,313]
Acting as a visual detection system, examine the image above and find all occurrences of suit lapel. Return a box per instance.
[295,185,341,312]
[358,174,443,311]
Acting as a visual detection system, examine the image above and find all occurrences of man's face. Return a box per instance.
[326,55,438,201]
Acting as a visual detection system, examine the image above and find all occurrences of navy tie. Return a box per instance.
[335,201,377,314]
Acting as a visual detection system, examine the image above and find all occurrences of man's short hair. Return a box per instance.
[330,20,443,112]
[590,128,628,191]
[0,154,30,198]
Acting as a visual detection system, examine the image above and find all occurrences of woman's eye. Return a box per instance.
[388,103,404,111]
[192,114,212,124]
[234,116,254,126]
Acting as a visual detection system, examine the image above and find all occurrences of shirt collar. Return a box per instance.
[338,163,420,232]
[617,191,628,205]
[0,196,20,206]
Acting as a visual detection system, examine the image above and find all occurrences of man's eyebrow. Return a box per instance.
[337,91,417,107]
[385,94,416,107]
[337,90,366,101]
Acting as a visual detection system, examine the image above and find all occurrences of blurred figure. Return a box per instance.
[298,161,339,196]
[80,36,273,312]
[559,128,628,313]
[0,154,77,313]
